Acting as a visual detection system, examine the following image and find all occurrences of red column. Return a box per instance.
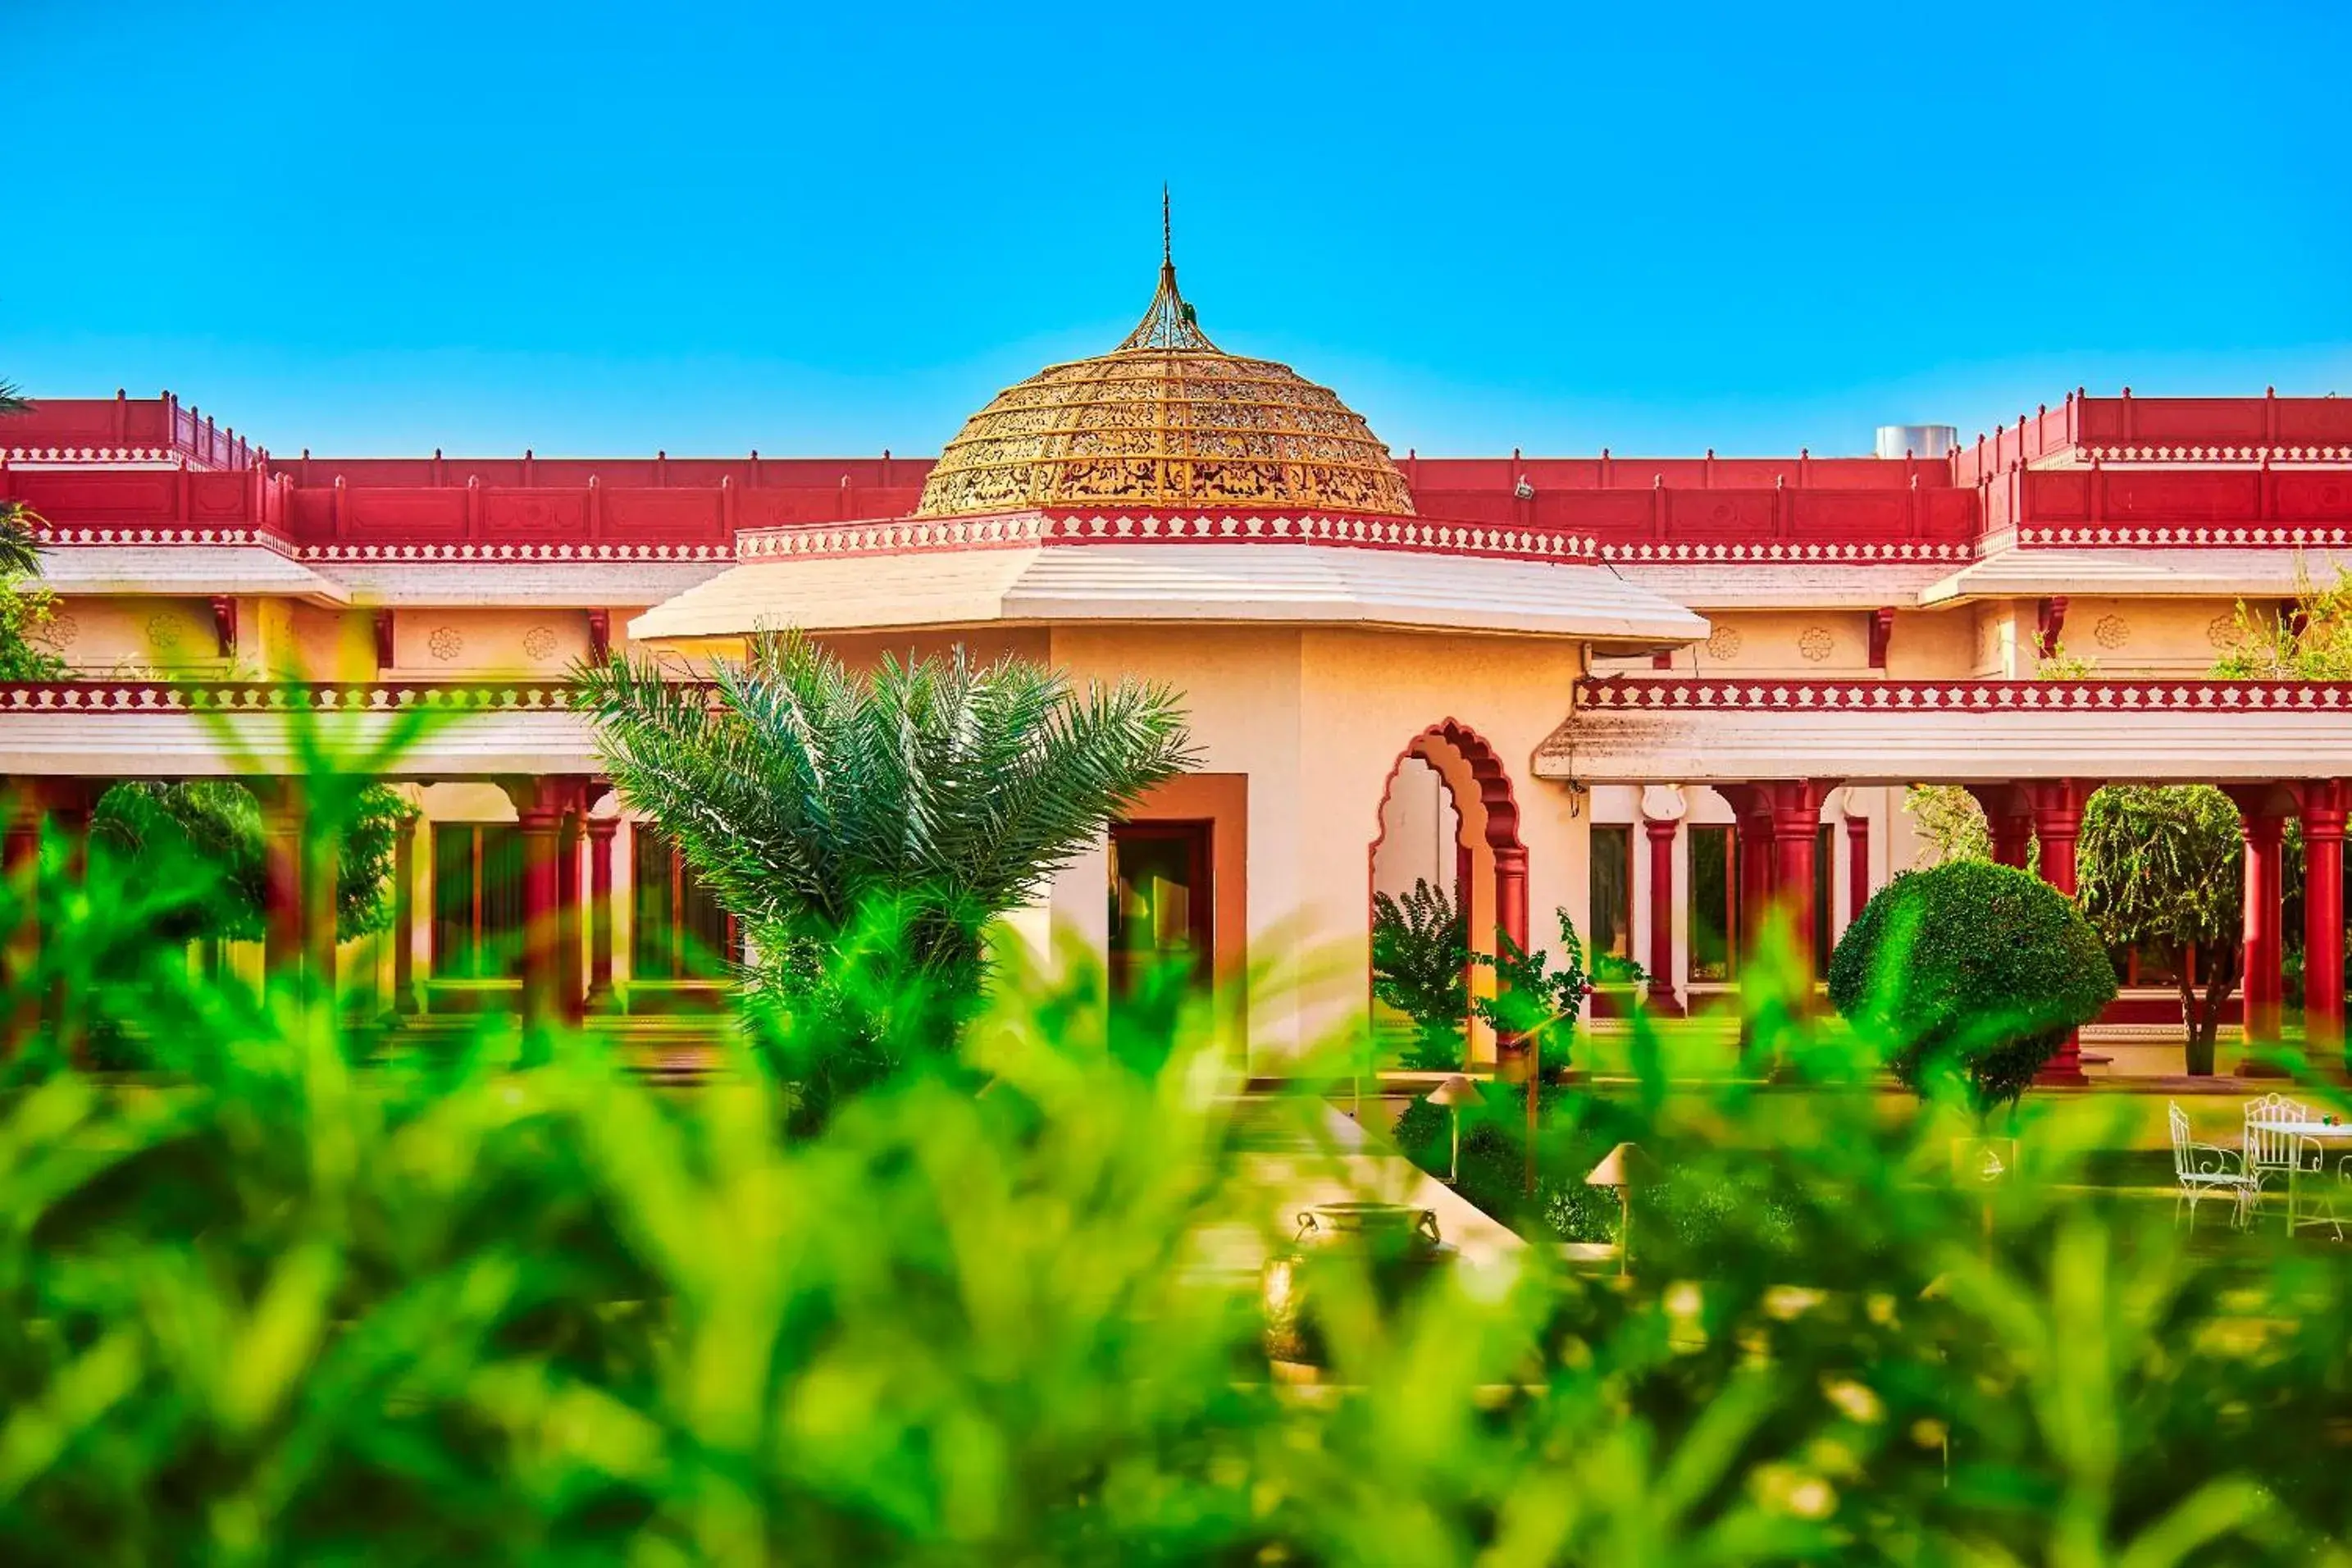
[586,815,619,1012]
[1493,843,1529,956]
[2240,807,2287,1049]
[390,818,417,1014]
[2028,779,2099,1085]
[2300,780,2348,1060]
[1967,784,2032,868]
[517,791,563,1035]
[303,800,339,1005]
[1843,809,1870,933]
[4,794,42,1048]
[1767,780,1840,977]
[42,784,94,1053]
[259,781,307,985]
[1643,817,1680,1014]
[557,806,584,1025]
[504,776,586,1037]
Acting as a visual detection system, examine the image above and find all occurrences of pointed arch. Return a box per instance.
[1370,718,1532,1064]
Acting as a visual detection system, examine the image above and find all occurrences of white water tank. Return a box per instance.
[1875,424,1958,460]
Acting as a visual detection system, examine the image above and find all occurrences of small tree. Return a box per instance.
[2075,785,2245,1075]
[1829,860,2115,1112]
[1369,878,1467,1070]
[1904,785,1993,866]
[0,383,66,679]
[1473,906,1592,1073]
[2211,567,2352,679]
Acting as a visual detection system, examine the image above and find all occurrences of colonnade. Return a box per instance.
[1626,775,2351,1078]
[1,772,627,1042]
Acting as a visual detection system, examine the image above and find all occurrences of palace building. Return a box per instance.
[5,252,2350,1079]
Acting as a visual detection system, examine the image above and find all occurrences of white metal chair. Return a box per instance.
[2242,1092,2339,1237]
[2168,1103,2256,1230]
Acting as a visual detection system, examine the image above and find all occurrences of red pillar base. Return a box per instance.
[2033,1052,2090,1087]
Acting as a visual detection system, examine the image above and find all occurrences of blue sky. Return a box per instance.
[7,0,2347,458]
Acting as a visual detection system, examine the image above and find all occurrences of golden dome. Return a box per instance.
[915,258,1415,519]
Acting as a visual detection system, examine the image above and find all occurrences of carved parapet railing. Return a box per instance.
[2017,524,2352,549]
[736,508,1606,566]
[1593,539,1971,564]
[0,681,591,714]
[1574,677,2352,713]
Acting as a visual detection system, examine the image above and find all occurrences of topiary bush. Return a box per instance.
[1828,859,2116,1110]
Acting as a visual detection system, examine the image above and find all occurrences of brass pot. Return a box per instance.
[1263,1201,1456,1366]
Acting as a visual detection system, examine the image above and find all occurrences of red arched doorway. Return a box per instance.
[1369,719,1529,1064]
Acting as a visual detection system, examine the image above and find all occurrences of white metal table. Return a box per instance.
[2248,1120,2352,1237]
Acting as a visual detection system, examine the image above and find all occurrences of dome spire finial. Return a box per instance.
[1120,186,1218,353]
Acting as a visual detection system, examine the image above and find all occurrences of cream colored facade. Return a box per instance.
[11,270,2352,1078]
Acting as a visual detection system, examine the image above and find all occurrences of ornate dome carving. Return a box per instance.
[915,258,1415,519]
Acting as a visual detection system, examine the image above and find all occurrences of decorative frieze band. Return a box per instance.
[2017,525,2352,549]
[29,529,736,564]
[0,681,586,713]
[294,542,735,563]
[1575,677,2352,713]
[35,525,294,554]
[4,447,191,467]
[736,511,1606,565]
[1596,540,1971,563]
[2080,445,2352,464]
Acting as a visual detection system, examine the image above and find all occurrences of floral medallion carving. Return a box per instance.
[1704,625,1743,660]
[2206,613,2240,650]
[35,613,79,650]
[427,626,464,662]
[145,613,185,652]
[1797,626,1835,663]
[2093,614,2130,650]
[522,625,559,662]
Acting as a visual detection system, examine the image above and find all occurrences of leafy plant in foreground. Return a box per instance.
[9,747,2352,1562]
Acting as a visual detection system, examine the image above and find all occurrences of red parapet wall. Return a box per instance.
[1404,453,1954,492]
[2017,467,2352,532]
[0,394,257,470]
[2,466,285,533]
[1955,392,2352,485]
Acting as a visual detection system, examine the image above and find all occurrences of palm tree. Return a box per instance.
[579,632,1196,1119]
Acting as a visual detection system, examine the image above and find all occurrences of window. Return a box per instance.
[631,825,736,980]
[1688,825,1739,982]
[1589,826,1632,963]
[431,823,523,979]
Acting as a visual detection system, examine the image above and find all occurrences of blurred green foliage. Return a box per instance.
[88,782,413,949]
[7,766,2352,1564]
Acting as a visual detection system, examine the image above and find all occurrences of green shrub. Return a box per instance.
[1370,878,1468,1069]
[1829,859,2116,1109]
